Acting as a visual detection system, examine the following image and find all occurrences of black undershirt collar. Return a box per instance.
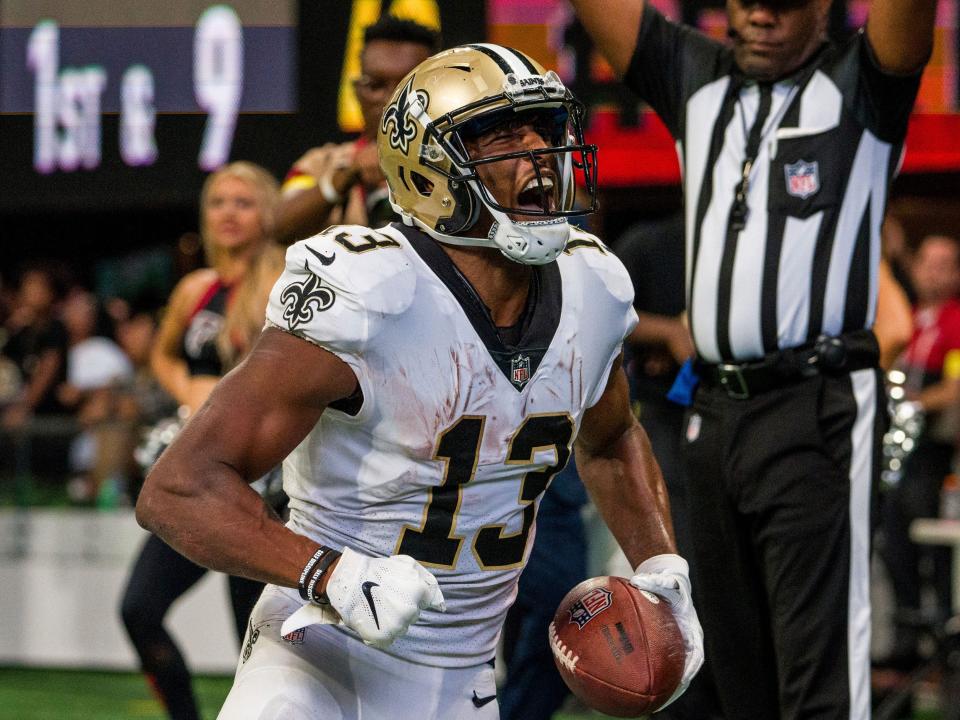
[393,222,562,391]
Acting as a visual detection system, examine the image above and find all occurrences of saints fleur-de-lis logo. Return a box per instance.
[381,76,428,155]
[281,261,336,331]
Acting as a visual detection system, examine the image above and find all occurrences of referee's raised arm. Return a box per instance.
[568,0,645,77]
[866,0,936,74]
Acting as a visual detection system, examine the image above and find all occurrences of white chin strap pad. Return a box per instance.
[485,204,570,265]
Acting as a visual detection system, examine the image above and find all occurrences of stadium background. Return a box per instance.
[0,0,958,717]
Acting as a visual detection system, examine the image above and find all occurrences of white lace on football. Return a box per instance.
[548,621,579,673]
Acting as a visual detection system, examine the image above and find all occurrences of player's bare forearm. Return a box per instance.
[577,420,676,567]
[575,359,676,567]
[137,433,316,587]
[136,328,358,587]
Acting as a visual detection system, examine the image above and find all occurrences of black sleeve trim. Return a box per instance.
[623,4,727,139]
[854,30,925,143]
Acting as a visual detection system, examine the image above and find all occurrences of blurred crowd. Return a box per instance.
[0,160,284,510]
[875,221,960,675]
[0,263,177,506]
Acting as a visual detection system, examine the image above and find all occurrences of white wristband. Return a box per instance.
[318,174,343,205]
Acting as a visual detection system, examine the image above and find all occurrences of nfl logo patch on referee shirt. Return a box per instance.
[784,160,820,199]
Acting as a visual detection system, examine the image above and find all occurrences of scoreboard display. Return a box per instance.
[0,0,484,213]
[5,2,295,174]
[0,0,301,211]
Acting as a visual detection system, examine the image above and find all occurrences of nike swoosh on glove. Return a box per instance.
[629,553,704,711]
[282,547,445,649]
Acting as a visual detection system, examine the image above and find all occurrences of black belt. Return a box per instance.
[695,330,880,400]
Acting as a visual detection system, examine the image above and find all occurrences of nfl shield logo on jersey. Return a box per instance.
[511,354,531,389]
[282,627,306,645]
[567,587,613,629]
[784,160,820,199]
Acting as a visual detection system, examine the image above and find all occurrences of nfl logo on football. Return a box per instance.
[567,587,613,629]
[784,159,820,199]
[511,354,531,388]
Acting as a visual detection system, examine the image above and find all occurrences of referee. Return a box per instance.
[571,1,935,718]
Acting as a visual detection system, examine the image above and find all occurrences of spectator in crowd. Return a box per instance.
[120,161,284,720]
[113,302,179,438]
[274,15,440,244]
[0,265,73,484]
[880,234,960,671]
[57,289,135,505]
[0,264,70,429]
[106,301,181,499]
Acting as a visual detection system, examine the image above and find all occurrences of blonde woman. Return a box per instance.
[121,162,283,720]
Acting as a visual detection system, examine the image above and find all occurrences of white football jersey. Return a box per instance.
[265,222,637,667]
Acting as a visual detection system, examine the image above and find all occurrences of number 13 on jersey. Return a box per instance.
[395,413,574,570]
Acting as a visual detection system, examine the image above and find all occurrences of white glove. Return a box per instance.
[630,553,704,711]
[282,547,445,649]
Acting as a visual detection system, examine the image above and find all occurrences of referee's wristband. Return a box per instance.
[297,546,341,605]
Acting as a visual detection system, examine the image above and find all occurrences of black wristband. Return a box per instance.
[297,546,342,605]
[306,548,342,605]
[297,546,339,602]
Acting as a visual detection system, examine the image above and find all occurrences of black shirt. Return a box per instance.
[3,317,69,414]
[625,5,924,363]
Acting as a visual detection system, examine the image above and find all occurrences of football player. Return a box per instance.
[137,44,703,720]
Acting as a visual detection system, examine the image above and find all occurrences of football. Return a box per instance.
[549,576,685,718]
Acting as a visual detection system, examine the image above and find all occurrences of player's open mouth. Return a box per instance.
[516,176,556,212]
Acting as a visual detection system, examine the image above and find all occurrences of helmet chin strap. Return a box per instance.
[395,203,570,266]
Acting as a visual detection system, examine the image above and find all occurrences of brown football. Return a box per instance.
[549,576,685,718]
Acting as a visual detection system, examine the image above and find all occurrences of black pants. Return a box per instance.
[640,398,724,720]
[120,534,264,720]
[682,369,885,720]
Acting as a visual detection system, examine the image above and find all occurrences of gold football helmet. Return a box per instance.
[377,43,597,265]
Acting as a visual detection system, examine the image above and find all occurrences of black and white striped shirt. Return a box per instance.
[624,6,923,363]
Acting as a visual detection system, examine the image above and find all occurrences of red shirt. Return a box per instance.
[902,298,960,383]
